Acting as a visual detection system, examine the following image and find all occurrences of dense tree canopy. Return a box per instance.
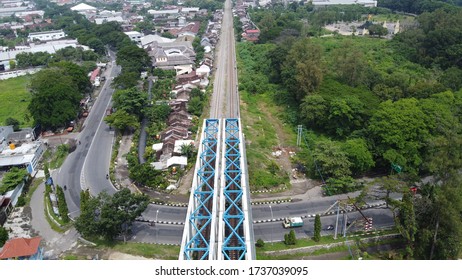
[28,68,83,129]
[75,189,149,241]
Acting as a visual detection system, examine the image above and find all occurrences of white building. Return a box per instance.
[0,141,45,174]
[0,40,89,71]
[310,0,377,7]
[27,30,66,42]
[124,31,144,44]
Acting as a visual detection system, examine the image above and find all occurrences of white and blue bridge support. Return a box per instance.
[180,119,221,260]
[180,118,255,260]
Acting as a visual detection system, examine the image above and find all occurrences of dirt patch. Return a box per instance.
[108,252,154,260]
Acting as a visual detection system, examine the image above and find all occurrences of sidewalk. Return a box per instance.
[29,180,79,259]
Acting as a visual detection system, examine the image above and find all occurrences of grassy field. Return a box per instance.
[0,75,33,128]
[240,91,293,190]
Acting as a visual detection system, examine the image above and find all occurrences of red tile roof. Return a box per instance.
[0,237,41,259]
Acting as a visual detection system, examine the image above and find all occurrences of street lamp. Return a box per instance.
[269,205,274,245]
[155,209,160,242]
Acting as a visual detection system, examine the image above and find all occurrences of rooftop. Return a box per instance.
[0,237,41,259]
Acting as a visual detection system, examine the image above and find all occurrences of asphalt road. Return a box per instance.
[253,207,395,242]
[57,51,120,217]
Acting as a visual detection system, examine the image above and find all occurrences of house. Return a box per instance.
[148,41,196,75]
[27,29,66,42]
[148,9,179,19]
[0,237,43,260]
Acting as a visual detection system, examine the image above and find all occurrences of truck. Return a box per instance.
[282,217,304,229]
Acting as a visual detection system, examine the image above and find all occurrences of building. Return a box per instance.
[0,140,45,174]
[124,31,143,44]
[0,40,89,71]
[148,9,180,19]
[70,3,97,17]
[148,41,196,75]
[0,237,43,260]
[310,0,378,7]
[27,29,66,42]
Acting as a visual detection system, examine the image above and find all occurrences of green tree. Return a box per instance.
[112,71,140,89]
[146,103,171,123]
[395,192,417,259]
[28,68,82,129]
[104,109,140,132]
[312,140,352,179]
[0,226,8,247]
[116,44,150,73]
[49,61,91,93]
[56,185,69,223]
[5,117,20,131]
[439,67,462,91]
[284,229,297,245]
[86,37,105,55]
[0,167,28,195]
[327,96,367,137]
[342,139,375,175]
[44,164,50,180]
[282,38,323,102]
[368,24,388,37]
[112,88,148,119]
[75,189,149,241]
[314,214,321,242]
[301,94,327,130]
[368,98,430,174]
[187,96,203,116]
[333,40,367,87]
[180,143,195,158]
[80,189,91,212]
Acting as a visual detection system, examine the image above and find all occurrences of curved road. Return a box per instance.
[56,51,119,218]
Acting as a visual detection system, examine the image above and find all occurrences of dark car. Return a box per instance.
[326,225,334,230]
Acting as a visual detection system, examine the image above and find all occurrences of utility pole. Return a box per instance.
[296,125,303,146]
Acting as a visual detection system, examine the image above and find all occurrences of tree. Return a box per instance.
[180,143,195,158]
[5,117,20,131]
[301,94,327,130]
[326,96,367,137]
[187,96,203,116]
[147,104,171,123]
[314,214,321,242]
[395,192,417,259]
[104,109,140,132]
[86,37,105,55]
[44,164,50,180]
[342,139,375,175]
[75,189,149,241]
[312,140,352,179]
[0,167,28,195]
[284,229,297,245]
[282,38,323,102]
[256,238,265,248]
[368,24,388,37]
[368,98,430,174]
[0,226,8,247]
[112,71,140,89]
[49,61,91,93]
[80,189,91,212]
[116,44,150,74]
[333,40,368,87]
[112,88,148,119]
[439,67,462,92]
[55,185,69,223]
[28,68,82,129]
